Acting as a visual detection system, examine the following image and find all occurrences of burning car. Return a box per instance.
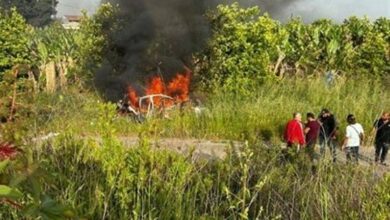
[117,67,192,121]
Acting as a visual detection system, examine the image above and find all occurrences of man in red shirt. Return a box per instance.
[284,112,305,149]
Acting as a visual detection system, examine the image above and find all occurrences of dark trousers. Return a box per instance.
[305,143,316,161]
[346,146,359,163]
[319,136,337,162]
[375,142,389,163]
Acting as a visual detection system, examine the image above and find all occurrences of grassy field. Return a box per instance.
[1,76,390,219]
[29,76,390,142]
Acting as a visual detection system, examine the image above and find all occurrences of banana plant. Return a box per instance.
[31,23,78,92]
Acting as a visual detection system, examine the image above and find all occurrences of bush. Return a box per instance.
[0,9,32,74]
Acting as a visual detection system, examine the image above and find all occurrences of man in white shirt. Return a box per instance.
[342,114,364,163]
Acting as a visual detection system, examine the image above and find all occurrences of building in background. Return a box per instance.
[61,15,82,29]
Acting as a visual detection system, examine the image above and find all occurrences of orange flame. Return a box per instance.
[127,68,191,109]
[127,87,139,108]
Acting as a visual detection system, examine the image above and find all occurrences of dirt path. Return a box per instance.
[117,136,389,172]
[34,134,389,174]
[118,136,235,160]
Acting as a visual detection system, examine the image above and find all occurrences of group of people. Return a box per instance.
[284,109,390,165]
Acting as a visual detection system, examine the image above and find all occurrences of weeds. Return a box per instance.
[1,77,389,219]
[1,132,384,219]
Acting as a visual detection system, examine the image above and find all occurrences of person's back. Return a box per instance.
[373,112,390,164]
[284,113,305,147]
[305,112,321,161]
[319,114,337,138]
[343,114,364,163]
[318,109,338,161]
[346,123,364,147]
[374,116,390,144]
[305,113,321,146]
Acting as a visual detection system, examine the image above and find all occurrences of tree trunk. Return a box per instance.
[44,62,56,92]
[27,70,38,92]
[274,51,286,77]
[8,68,19,121]
[58,61,68,90]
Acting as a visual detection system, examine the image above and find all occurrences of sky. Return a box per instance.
[56,0,389,22]
[284,0,390,22]
[56,0,100,17]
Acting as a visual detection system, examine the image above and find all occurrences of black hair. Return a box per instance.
[321,108,330,114]
[347,114,356,124]
[307,112,315,119]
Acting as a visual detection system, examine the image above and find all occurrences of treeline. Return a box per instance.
[0,5,113,88]
[0,5,114,122]
[200,3,389,93]
[1,3,389,93]
[0,3,389,119]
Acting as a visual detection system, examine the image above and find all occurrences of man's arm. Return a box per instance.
[359,125,365,144]
[330,116,338,138]
[342,127,350,150]
[342,137,348,150]
[304,127,310,134]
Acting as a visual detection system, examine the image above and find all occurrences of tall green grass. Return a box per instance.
[27,76,389,144]
[124,76,389,142]
[2,77,389,219]
[2,133,388,219]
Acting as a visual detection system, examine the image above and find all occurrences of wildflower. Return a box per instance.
[0,142,19,160]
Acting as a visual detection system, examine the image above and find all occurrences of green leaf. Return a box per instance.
[0,159,10,173]
[0,185,23,200]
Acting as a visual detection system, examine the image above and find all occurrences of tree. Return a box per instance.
[0,8,32,74]
[74,4,116,80]
[0,0,58,27]
[200,3,287,94]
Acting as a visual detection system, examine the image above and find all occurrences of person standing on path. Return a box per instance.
[305,112,321,161]
[318,109,338,162]
[373,112,390,165]
[342,114,364,163]
[284,112,305,150]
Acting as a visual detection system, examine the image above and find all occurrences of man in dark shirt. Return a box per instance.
[318,109,338,162]
[305,112,321,161]
[374,112,390,165]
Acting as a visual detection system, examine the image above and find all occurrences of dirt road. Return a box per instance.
[35,134,390,174]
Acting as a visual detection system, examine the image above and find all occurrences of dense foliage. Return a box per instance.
[0,0,58,27]
[0,9,32,74]
[200,3,390,93]
[0,3,389,219]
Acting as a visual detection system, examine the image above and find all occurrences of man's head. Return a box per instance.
[321,108,331,117]
[347,114,356,124]
[381,112,389,121]
[293,112,302,122]
[307,112,315,121]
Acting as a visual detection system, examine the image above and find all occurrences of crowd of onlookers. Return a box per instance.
[284,109,390,165]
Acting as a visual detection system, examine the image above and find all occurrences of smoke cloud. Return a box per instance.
[95,0,305,99]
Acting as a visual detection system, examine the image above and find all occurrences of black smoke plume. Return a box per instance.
[96,0,300,100]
